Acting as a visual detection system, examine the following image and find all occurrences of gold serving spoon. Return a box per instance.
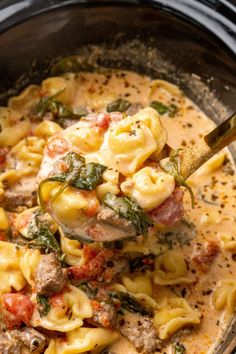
[160,112,236,182]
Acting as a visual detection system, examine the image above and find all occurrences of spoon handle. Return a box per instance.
[180,112,236,180]
[205,112,236,151]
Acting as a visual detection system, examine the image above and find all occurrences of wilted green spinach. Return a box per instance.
[102,193,153,236]
[107,98,131,113]
[160,149,195,207]
[36,294,51,317]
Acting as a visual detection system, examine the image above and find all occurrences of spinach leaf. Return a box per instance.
[109,291,152,316]
[73,163,106,190]
[34,96,79,125]
[50,152,85,185]
[51,56,96,75]
[76,282,98,299]
[41,152,85,205]
[39,152,106,209]
[102,193,153,236]
[174,343,186,354]
[46,152,106,191]
[26,210,62,260]
[150,101,169,115]
[150,101,179,117]
[160,149,195,208]
[107,98,131,113]
[36,294,51,317]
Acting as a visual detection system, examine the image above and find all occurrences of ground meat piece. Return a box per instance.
[0,190,37,211]
[192,240,220,270]
[119,313,161,354]
[97,207,136,235]
[34,253,67,297]
[149,188,184,226]
[0,331,21,354]
[89,300,117,328]
[15,327,47,353]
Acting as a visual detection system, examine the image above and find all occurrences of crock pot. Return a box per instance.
[0,0,235,352]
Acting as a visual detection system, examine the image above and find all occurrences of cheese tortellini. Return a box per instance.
[8,85,41,114]
[153,250,195,285]
[41,75,76,105]
[105,108,167,176]
[60,231,83,266]
[121,167,175,211]
[214,280,236,314]
[45,327,119,354]
[40,181,99,227]
[218,233,236,252]
[34,120,63,138]
[19,248,42,286]
[10,136,45,173]
[0,207,9,230]
[0,241,26,294]
[31,285,92,332]
[64,120,104,154]
[96,167,120,201]
[0,107,31,147]
[122,274,153,296]
[153,297,201,339]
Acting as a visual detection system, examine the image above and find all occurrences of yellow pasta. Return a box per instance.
[96,168,120,200]
[10,136,45,172]
[154,250,195,285]
[31,285,92,332]
[153,297,201,339]
[0,241,26,294]
[218,233,236,252]
[122,274,153,296]
[8,85,41,113]
[0,207,9,230]
[41,75,76,105]
[19,248,42,286]
[105,108,167,176]
[45,327,119,354]
[40,181,99,228]
[0,107,31,147]
[34,120,63,138]
[121,167,175,211]
[214,280,236,314]
[60,231,83,266]
[64,120,104,154]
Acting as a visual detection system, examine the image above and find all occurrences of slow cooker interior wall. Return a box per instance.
[0,4,235,115]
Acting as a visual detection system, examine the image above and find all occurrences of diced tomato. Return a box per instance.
[0,230,5,241]
[0,147,8,165]
[45,134,70,158]
[1,293,34,328]
[149,188,184,226]
[93,113,110,129]
[67,247,114,281]
[192,240,220,267]
[82,191,100,217]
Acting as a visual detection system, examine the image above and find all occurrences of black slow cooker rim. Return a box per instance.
[0,0,235,56]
